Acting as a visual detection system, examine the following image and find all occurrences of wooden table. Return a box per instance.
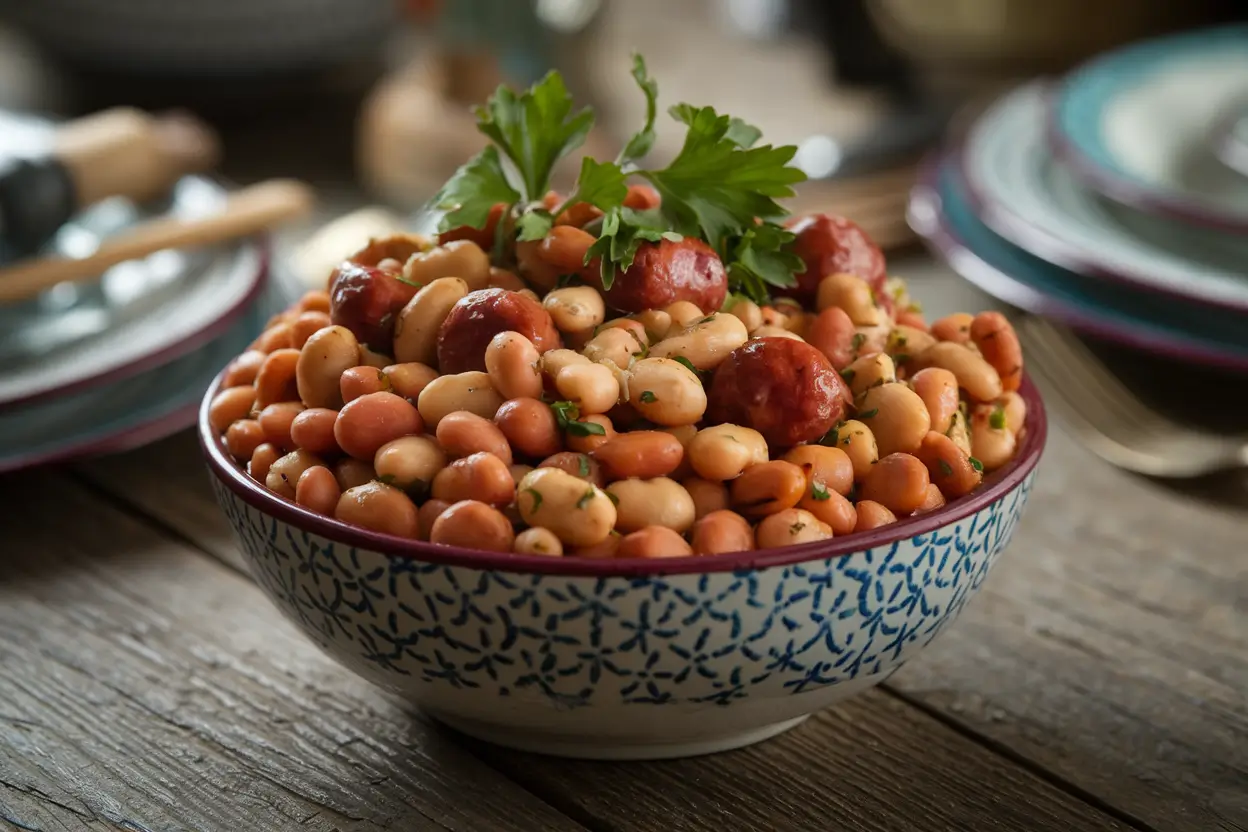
[1,264,1244,832]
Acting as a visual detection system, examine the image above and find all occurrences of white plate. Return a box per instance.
[961,83,1248,312]
[1050,25,1248,231]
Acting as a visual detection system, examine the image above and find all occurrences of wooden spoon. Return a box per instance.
[0,178,315,304]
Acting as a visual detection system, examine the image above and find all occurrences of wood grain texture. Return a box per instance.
[77,421,1248,832]
[888,427,1248,832]
[0,471,584,832]
[76,430,247,572]
[467,690,1130,832]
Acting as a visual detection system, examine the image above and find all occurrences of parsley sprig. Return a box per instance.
[430,53,808,302]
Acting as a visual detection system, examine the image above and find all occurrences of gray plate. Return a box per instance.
[0,109,233,363]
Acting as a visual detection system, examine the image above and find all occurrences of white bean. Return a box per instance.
[649,312,749,371]
[417,371,503,427]
[517,467,616,546]
[625,358,707,426]
[393,277,469,365]
[606,477,696,533]
[543,286,606,335]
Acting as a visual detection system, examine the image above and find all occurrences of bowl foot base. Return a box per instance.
[427,710,811,761]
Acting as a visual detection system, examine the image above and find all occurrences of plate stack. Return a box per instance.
[0,111,298,474]
[909,25,1248,372]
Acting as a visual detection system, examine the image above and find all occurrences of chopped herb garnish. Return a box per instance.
[524,488,543,511]
[840,368,856,383]
[697,314,717,324]
[376,473,397,485]
[578,454,591,477]
[606,489,620,506]
[672,355,700,375]
[938,459,953,477]
[851,332,866,352]
[429,54,807,302]
[576,488,595,509]
[858,408,879,420]
[811,481,832,501]
[969,457,984,472]
[566,419,607,437]
[394,274,423,289]
[990,405,1007,430]
[550,400,580,427]
[789,521,806,535]
[893,353,910,365]
[639,390,658,403]
[818,424,842,447]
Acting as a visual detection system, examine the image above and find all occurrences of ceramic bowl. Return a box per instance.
[200,377,1047,760]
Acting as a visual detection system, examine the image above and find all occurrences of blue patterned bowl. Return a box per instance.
[200,378,1046,760]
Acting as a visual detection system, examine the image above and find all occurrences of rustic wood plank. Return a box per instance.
[76,429,248,573]
[78,418,1248,831]
[886,427,1248,832]
[72,438,1130,832]
[0,471,585,832]
[465,690,1132,832]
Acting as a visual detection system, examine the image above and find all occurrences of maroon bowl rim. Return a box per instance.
[0,238,270,411]
[201,365,1047,576]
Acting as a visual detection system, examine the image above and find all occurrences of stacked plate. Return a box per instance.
[909,25,1248,371]
[0,110,298,473]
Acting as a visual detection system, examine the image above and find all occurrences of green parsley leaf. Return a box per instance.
[583,206,673,290]
[840,368,856,383]
[474,71,594,201]
[617,53,658,166]
[639,390,657,403]
[724,117,762,149]
[811,481,832,502]
[789,521,806,535]
[642,103,806,248]
[549,400,581,428]
[606,489,620,506]
[969,456,984,472]
[938,459,953,477]
[432,145,521,232]
[858,408,879,420]
[726,221,803,304]
[566,419,607,438]
[376,474,397,485]
[576,487,595,509]
[567,156,629,212]
[515,208,555,242]
[578,454,591,477]
[990,405,1007,431]
[524,487,543,511]
[818,425,841,447]
[851,332,866,352]
[672,355,699,375]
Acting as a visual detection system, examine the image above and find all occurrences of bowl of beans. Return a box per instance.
[199,64,1045,759]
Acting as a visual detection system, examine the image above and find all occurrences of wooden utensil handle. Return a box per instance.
[0,179,315,304]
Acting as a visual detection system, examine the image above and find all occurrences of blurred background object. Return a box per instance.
[865,0,1230,98]
[0,0,1245,471]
